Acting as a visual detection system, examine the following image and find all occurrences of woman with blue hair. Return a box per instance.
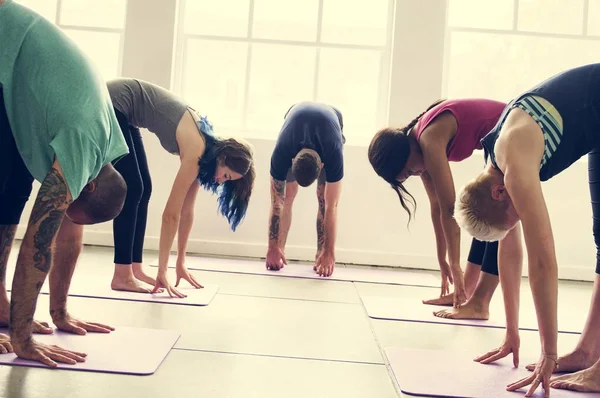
[107,78,255,297]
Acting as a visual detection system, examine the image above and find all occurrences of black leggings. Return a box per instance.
[589,149,600,274]
[467,238,499,276]
[0,88,34,225]
[112,110,152,265]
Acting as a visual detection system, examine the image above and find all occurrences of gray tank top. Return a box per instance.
[107,78,189,154]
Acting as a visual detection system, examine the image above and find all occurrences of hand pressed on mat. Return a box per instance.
[315,250,335,277]
[175,266,203,289]
[474,331,520,367]
[153,270,186,298]
[266,246,287,271]
[12,337,86,368]
[51,309,114,335]
[507,353,557,397]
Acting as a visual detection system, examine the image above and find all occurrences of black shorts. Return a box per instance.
[0,87,34,224]
[467,238,499,276]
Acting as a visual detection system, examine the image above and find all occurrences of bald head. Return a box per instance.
[66,164,127,225]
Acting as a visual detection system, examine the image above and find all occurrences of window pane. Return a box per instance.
[446,31,600,100]
[182,39,248,130]
[321,0,388,46]
[17,0,57,22]
[63,30,122,80]
[183,0,249,37]
[316,48,381,138]
[246,44,316,133]
[588,0,600,36]
[447,0,514,30]
[252,0,318,42]
[518,0,585,35]
[60,0,126,29]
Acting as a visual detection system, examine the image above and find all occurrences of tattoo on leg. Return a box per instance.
[0,225,17,284]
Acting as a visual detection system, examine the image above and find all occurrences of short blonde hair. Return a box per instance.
[454,172,511,242]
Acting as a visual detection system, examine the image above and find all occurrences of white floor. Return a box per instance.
[0,244,595,398]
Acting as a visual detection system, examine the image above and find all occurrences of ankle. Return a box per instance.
[113,264,134,278]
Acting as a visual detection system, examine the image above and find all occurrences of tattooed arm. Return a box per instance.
[316,179,326,257]
[10,159,87,367]
[315,180,341,277]
[265,177,287,270]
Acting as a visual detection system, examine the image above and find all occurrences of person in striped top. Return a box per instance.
[455,63,600,395]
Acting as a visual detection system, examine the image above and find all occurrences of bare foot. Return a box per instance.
[526,349,598,374]
[111,276,152,293]
[132,264,157,286]
[550,365,600,392]
[423,293,454,306]
[433,299,489,320]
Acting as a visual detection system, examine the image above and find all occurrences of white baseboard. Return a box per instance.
[16,226,595,283]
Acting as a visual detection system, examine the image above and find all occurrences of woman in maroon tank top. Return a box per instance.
[368,98,509,321]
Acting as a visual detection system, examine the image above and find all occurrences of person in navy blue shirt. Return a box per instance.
[265,101,344,277]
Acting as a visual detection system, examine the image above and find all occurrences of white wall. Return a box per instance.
[16,0,600,283]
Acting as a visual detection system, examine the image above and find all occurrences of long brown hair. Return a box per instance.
[368,99,445,222]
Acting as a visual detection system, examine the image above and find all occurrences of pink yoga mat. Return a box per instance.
[361,296,583,335]
[0,327,180,375]
[150,257,439,288]
[385,347,600,397]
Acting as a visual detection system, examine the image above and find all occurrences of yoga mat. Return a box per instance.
[150,257,439,288]
[0,326,180,375]
[361,296,583,335]
[7,270,219,306]
[385,347,600,398]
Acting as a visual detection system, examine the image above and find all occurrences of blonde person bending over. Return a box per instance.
[455,63,600,396]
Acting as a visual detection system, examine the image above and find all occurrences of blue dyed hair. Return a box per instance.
[195,116,255,231]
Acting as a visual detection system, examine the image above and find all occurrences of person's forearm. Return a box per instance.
[158,214,180,273]
[440,214,461,271]
[268,179,286,250]
[529,260,558,355]
[176,211,194,265]
[498,228,523,334]
[323,206,338,254]
[316,186,326,252]
[278,202,293,250]
[49,220,83,319]
[10,213,65,342]
[431,209,447,264]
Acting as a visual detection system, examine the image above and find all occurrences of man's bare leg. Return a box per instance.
[50,218,114,334]
[0,225,52,334]
[526,274,600,374]
[423,261,482,306]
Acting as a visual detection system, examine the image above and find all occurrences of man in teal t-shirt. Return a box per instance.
[0,0,129,367]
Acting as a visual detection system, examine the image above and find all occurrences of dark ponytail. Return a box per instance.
[368,99,445,223]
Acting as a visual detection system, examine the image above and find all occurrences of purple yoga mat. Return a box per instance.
[361,295,583,335]
[385,347,600,397]
[150,257,439,288]
[0,327,180,375]
[6,268,219,306]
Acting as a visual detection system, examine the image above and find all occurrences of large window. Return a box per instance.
[443,0,600,101]
[173,0,395,142]
[17,0,127,80]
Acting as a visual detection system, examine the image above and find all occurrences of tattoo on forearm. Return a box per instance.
[0,225,17,284]
[269,215,280,241]
[33,210,64,273]
[30,168,69,225]
[316,183,326,250]
[273,180,285,197]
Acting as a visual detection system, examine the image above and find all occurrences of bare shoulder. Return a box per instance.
[419,111,457,150]
[495,107,545,173]
[176,110,206,160]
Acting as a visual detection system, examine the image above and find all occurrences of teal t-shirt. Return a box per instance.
[0,0,128,199]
